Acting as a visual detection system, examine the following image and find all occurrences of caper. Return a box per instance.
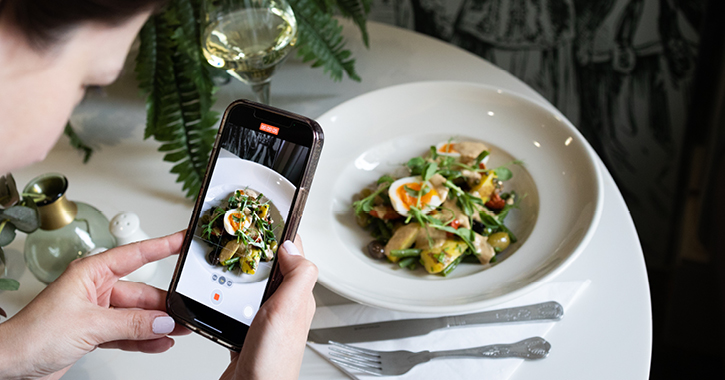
[360,188,373,197]
[494,179,504,190]
[488,232,511,251]
[366,240,386,259]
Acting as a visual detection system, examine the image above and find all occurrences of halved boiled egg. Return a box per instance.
[388,176,444,217]
[435,141,460,157]
[223,209,252,235]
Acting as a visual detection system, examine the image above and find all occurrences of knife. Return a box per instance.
[307,301,563,344]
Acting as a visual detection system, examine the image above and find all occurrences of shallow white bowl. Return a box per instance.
[301,81,604,313]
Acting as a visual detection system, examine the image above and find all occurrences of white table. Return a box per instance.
[0,20,651,379]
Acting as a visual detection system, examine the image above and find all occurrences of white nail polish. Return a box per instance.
[152,316,175,335]
[282,240,300,256]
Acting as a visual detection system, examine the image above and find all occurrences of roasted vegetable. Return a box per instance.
[219,240,241,263]
[201,188,279,273]
[352,139,521,276]
[420,239,468,274]
[242,248,262,275]
[384,223,420,263]
[257,204,269,219]
[454,141,489,164]
[471,171,496,201]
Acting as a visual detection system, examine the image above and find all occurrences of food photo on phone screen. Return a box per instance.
[175,124,310,325]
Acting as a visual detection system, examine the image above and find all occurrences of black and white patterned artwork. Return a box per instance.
[370,0,704,265]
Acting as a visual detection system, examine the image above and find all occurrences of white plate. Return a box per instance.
[192,154,294,283]
[301,81,603,313]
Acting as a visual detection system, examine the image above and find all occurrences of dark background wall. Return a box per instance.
[367,0,725,378]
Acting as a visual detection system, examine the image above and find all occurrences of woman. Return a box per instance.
[0,1,317,379]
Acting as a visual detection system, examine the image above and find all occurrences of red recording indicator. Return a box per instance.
[259,123,280,135]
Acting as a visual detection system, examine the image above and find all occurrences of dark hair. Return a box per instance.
[0,0,166,49]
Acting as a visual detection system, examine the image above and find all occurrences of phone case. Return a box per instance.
[167,99,324,351]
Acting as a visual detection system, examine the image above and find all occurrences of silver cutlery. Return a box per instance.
[328,337,551,376]
[306,342,361,380]
[308,301,563,344]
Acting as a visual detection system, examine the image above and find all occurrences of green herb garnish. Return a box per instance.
[353,175,395,215]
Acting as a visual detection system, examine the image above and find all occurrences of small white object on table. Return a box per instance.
[109,212,158,282]
[0,20,651,379]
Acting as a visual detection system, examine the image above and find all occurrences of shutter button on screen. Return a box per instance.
[211,290,223,305]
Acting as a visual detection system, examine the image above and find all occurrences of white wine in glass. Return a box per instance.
[202,0,297,105]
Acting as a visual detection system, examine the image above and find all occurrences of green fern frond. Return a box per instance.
[135,0,219,198]
[312,0,335,12]
[289,0,361,82]
[135,17,162,139]
[333,0,372,47]
[133,0,368,199]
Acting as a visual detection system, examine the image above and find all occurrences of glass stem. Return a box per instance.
[251,82,271,105]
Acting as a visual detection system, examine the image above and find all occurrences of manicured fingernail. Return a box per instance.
[153,316,175,335]
[282,240,300,256]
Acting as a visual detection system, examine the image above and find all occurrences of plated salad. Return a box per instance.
[353,139,522,276]
[199,188,279,275]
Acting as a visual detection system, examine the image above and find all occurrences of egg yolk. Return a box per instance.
[227,212,246,232]
[396,182,438,210]
[438,143,458,154]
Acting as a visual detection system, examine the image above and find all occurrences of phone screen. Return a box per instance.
[174,115,311,326]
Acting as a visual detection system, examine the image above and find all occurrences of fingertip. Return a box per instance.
[281,240,301,257]
[166,230,186,253]
[275,237,316,286]
[152,315,175,335]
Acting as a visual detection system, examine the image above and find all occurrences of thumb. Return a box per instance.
[94,309,176,344]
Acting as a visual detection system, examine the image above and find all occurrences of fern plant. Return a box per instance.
[132,0,371,198]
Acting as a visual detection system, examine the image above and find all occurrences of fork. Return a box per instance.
[328,337,550,376]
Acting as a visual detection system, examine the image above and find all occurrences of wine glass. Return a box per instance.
[202,0,298,105]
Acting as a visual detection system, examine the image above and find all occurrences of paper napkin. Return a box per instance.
[308,280,590,379]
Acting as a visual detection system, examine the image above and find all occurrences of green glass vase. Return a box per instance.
[23,174,116,283]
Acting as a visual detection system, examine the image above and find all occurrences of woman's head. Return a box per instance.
[0,0,165,49]
[0,0,166,174]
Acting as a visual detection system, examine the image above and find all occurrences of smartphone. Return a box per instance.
[167,100,323,351]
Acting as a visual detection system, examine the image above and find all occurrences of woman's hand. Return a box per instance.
[0,231,190,380]
[220,237,318,380]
